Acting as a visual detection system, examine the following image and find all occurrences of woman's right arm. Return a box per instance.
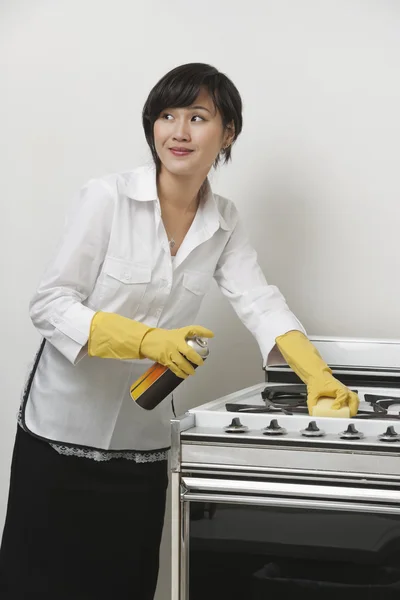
[29,179,115,365]
[29,178,213,376]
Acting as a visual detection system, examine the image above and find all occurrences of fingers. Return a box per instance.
[330,388,348,410]
[168,362,189,379]
[176,325,213,366]
[183,326,214,339]
[307,389,336,413]
[348,392,360,417]
[306,396,318,412]
[177,342,204,367]
[331,390,360,416]
[308,378,360,416]
[307,387,348,415]
[169,352,196,378]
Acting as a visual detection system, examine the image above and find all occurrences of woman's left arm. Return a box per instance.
[213,209,305,364]
[213,210,359,416]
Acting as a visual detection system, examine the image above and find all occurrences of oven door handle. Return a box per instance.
[181,491,400,514]
[181,476,400,507]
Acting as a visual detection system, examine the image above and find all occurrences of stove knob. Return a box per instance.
[263,418,287,436]
[307,421,319,432]
[224,417,248,434]
[378,426,400,442]
[301,421,325,437]
[340,424,364,440]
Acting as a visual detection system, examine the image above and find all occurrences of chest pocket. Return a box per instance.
[182,271,212,296]
[173,270,212,323]
[97,256,151,316]
[102,256,150,287]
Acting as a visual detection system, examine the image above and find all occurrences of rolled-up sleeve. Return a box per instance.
[214,211,306,365]
[29,179,115,364]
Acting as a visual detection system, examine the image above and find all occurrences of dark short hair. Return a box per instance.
[142,63,243,171]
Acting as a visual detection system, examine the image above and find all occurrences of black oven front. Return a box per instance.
[179,472,400,599]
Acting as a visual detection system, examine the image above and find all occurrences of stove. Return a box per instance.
[173,336,400,461]
[170,337,400,600]
[184,381,400,452]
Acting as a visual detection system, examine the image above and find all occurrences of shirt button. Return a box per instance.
[123,272,131,281]
[155,308,162,317]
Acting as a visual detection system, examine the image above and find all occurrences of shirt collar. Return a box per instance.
[125,164,231,232]
[198,178,231,232]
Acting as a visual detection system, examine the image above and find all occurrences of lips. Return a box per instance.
[169,147,194,157]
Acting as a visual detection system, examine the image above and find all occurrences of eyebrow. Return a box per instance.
[189,105,213,114]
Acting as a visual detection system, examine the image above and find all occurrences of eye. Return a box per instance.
[192,115,205,122]
[160,113,173,120]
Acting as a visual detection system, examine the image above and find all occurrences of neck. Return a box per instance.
[157,166,208,213]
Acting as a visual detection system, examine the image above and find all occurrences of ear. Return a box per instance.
[225,121,235,146]
[223,122,236,148]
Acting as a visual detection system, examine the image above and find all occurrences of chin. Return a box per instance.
[161,156,214,180]
[161,158,201,177]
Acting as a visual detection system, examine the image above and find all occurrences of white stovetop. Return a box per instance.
[186,382,400,449]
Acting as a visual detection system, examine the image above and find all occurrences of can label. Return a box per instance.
[130,363,169,402]
[130,336,209,404]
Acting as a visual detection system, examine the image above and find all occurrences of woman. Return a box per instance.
[0,63,359,599]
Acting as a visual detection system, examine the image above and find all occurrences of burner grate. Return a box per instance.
[225,387,400,419]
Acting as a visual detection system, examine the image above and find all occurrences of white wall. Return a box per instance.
[1,1,399,597]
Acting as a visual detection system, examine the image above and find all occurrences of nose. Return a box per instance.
[172,117,191,142]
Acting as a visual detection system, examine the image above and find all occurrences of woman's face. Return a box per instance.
[153,88,230,178]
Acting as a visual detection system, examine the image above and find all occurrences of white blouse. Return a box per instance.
[20,164,305,458]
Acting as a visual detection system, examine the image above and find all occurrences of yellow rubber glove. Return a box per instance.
[88,312,152,360]
[275,330,360,417]
[140,325,214,379]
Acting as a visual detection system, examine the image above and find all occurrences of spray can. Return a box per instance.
[130,337,210,410]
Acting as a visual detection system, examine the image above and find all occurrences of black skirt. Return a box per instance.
[0,426,168,600]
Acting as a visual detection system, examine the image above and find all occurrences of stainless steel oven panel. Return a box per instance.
[181,476,400,506]
[182,492,400,515]
[181,465,400,486]
[181,442,400,477]
[171,415,194,472]
[171,471,180,600]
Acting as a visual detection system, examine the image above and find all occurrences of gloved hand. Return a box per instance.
[275,330,359,417]
[88,312,152,360]
[140,325,214,379]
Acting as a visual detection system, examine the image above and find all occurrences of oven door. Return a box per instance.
[179,475,400,600]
